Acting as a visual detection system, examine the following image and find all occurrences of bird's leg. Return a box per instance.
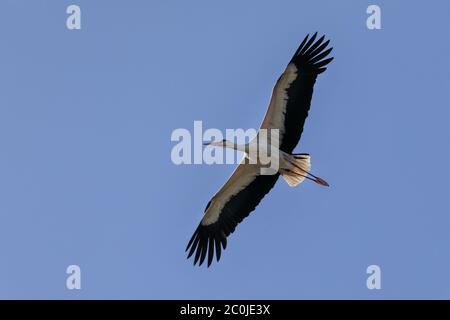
[287,155,329,187]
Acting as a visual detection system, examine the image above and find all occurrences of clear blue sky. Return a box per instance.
[1,0,449,299]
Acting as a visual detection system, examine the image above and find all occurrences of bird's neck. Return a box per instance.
[226,142,246,152]
[233,143,247,152]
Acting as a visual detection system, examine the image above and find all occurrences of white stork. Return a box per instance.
[186,33,334,267]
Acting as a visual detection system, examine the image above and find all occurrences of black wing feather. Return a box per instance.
[186,173,279,267]
[279,34,333,153]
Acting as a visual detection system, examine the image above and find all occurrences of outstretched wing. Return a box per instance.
[186,161,279,267]
[260,33,333,153]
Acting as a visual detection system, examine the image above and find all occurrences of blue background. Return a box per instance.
[1,0,449,299]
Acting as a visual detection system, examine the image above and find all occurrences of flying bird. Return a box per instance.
[186,33,334,267]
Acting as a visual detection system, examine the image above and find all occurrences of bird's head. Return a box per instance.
[203,139,233,148]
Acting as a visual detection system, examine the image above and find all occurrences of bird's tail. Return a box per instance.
[280,154,311,187]
[280,153,329,187]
